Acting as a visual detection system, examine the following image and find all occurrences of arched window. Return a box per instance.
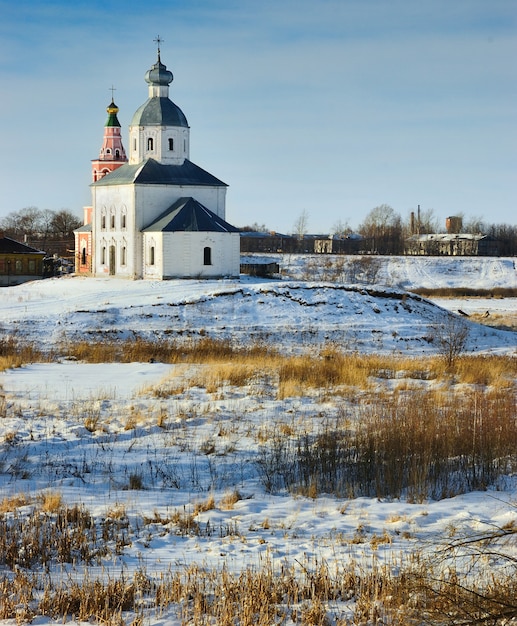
[203,247,212,266]
[101,247,106,265]
[81,247,86,265]
[110,214,115,229]
[121,246,126,266]
[168,137,174,151]
[106,148,111,154]
[147,137,154,151]
[149,246,155,265]
[115,149,120,157]
[121,214,126,229]
[101,215,106,230]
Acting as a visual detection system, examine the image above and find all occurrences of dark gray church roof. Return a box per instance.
[91,158,227,188]
[131,97,188,127]
[142,197,239,233]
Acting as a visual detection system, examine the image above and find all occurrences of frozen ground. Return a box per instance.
[0,255,516,624]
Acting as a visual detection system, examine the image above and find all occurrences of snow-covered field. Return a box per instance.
[0,255,516,624]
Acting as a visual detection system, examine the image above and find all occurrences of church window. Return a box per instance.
[147,137,154,151]
[121,246,127,266]
[203,247,212,266]
[121,214,126,229]
[110,214,115,229]
[149,246,155,265]
[133,138,137,151]
[168,138,174,151]
[106,149,111,155]
[115,149,120,157]
[81,247,86,265]
[101,247,106,265]
[101,215,106,230]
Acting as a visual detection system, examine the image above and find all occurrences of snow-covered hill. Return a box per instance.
[1,273,516,356]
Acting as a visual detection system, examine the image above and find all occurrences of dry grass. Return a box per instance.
[0,334,47,371]
[1,547,515,624]
[414,287,517,298]
[257,387,517,501]
[39,491,63,513]
[220,489,241,510]
[0,493,31,513]
[193,493,216,515]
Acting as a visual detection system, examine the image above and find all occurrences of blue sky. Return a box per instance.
[0,0,515,233]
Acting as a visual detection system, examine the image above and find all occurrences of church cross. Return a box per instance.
[154,35,163,55]
[109,85,116,101]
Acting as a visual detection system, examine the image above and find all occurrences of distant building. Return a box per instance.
[240,232,363,254]
[0,232,46,286]
[405,233,499,256]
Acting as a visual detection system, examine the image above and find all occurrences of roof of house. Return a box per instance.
[406,233,489,242]
[91,158,227,188]
[0,235,46,254]
[142,197,239,233]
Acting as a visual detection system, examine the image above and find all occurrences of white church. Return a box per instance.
[75,43,240,279]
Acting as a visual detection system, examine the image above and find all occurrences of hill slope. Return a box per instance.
[1,274,515,355]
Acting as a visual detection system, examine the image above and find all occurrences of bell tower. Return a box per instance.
[91,94,128,182]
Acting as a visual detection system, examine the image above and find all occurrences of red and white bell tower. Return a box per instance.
[91,98,128,181]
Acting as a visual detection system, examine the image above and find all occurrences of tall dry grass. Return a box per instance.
[257,387,517,501]
[1,545,516,624]
[0,333,47,371]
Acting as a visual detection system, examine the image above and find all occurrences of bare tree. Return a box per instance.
[431,314,469,367]
[293,209,309,239]
[331,219,351,238]
[0,207,43,239]
[359,204,403,254]
[50,209,82,238]
[462,215,486,234]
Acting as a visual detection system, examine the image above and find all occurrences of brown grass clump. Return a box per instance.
[452,354,517,387]
[220,490,241,511]
[193,493,216,515]
[0,493,31,513]
[0,334,47,370]
[39,491,63,513]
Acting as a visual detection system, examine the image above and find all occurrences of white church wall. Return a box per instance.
[143,231,239,279]
[92,185,140,277]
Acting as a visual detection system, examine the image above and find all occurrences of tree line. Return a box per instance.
[286,205,517,256]
[0,207,82,256]
[357,205,517,255]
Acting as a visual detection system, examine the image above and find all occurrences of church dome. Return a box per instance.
[145,56,173,86]
[131,97,189,127]
[131,52,189,128]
